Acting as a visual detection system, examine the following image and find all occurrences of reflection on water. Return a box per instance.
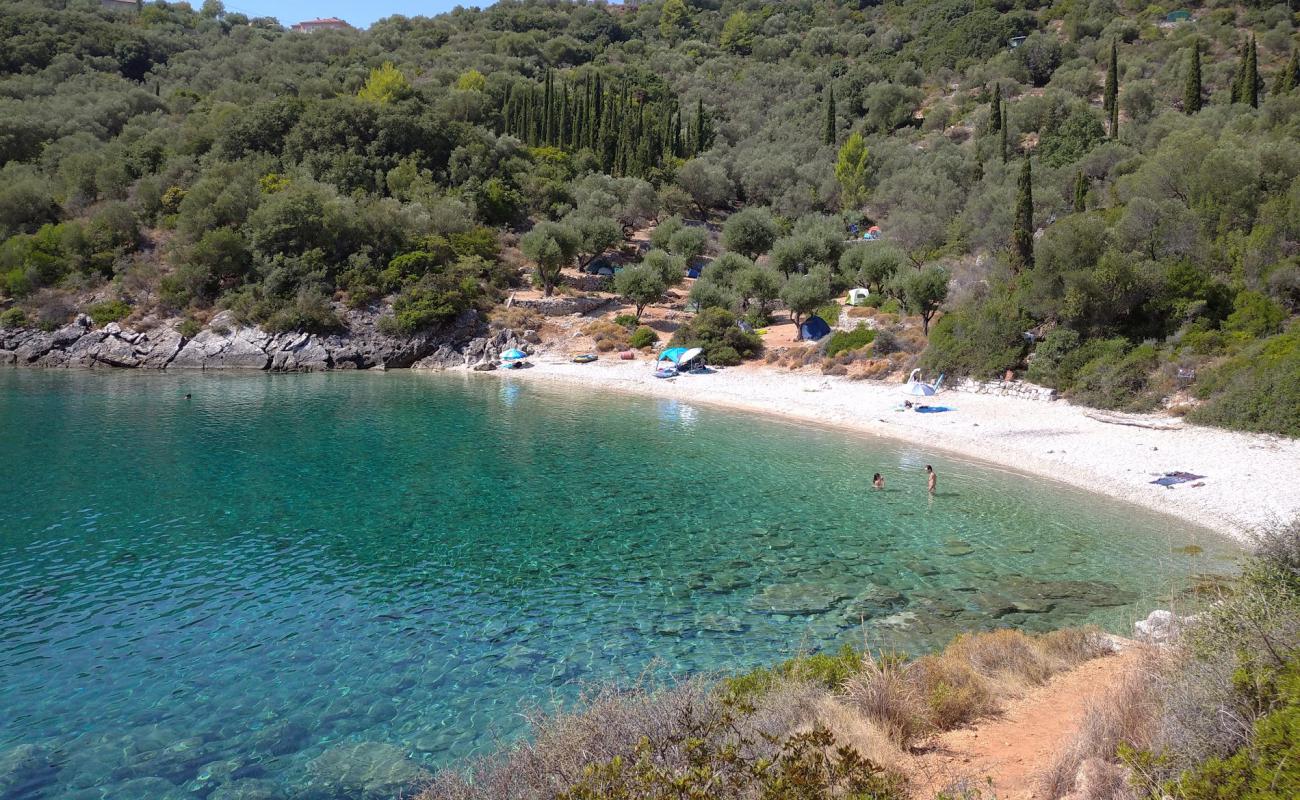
[0,370,1238,799]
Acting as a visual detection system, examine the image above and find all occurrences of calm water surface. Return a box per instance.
[0,371,1238,798]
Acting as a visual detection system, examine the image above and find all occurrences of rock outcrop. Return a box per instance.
[0,306,535,373]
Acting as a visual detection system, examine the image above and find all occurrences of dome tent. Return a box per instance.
[799,315,832,341]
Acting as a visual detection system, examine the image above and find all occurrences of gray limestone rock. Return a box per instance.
[301,741,431,800]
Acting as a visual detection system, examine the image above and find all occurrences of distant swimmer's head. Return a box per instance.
[873,473,881,481]
[925,465,933,472]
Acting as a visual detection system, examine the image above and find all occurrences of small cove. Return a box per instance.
[0,370,1239,799]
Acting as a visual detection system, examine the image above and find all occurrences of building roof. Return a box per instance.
[291,17,353,30]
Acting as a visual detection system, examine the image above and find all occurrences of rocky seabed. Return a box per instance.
[0,309,536,373]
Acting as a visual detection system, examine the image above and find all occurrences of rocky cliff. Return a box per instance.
[0,308,535,372]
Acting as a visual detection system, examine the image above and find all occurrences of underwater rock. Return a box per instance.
[707,571,752,593]
[111,776,189,800]
[940,540,975,557]
[749,583,851,615]
[302,741,431,800]
[0,742,57,798]
[209,777,285,800]
[840,584,907,624]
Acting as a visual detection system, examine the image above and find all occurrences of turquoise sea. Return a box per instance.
[0,371,1238,799]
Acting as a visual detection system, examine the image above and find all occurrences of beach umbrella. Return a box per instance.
[900,381,937,397]
[900,368,937,396]
[678,347,703,366]
[658,347,688,363]
[501,348,527,361]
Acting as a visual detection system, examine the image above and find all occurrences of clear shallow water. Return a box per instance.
[0,370,1238,799]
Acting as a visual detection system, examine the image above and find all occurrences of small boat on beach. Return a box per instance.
[572,354,598,363]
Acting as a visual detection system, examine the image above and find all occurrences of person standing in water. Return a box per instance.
[872,473,885,489]
[926,465,936,494]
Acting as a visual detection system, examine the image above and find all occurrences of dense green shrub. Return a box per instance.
[612,314,639,329]
[1190,330,1300,437]
[87,299,131,326]
[825,325,876,357]
[724,644,864,702]
[628,325,657,349]
[1068,341,1160,411]
[0,307,27,328]
[922,295,1030,378]
[669,307,762,364]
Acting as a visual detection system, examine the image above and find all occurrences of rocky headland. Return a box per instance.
[0,308,536,373]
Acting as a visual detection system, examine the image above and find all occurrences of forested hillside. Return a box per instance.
[1,0,1298,433]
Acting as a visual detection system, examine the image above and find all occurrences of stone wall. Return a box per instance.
[949,376,1057,401]
[508,294,612,317]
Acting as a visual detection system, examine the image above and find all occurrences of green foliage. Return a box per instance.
[825,325,876,358]
[1009,159,1034,274]
[923,294,1030,377]
[629,326,658,349]
[666,226,707,263]
[722,208,777,259]
[893,265,950,335]
[0,307,28,328]
[642,249,685,287]
[670,307,761,364]
[724,645,865,703]
[840,246,902,295]
[559,719,903,800]
[357,62,413,104]
[1068,340,1160,411]
[780,269,834,333]
[612,314,639,329]
[176,317,202,339]
[1224,292,1286,339]
[1191,329,1300,436]
[520,221,579,296]
[835,133,870,209]
[87,299,131,327]
[613,262,666,319]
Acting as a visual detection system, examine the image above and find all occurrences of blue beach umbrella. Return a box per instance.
[501,348,527,361]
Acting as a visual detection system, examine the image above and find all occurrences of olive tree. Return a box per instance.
[780,268,834,335]
[520,221,578,296]
[721,207,778,258]
[614,263,667,319]
[893,265,950,334]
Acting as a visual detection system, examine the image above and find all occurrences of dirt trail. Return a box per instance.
[908,649,1139,799]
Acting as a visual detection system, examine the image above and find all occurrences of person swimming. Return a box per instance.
[872,473,885,489]
[926,465,936,494]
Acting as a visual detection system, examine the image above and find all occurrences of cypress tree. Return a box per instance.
[1274,49,1300,95]
[1073,169,1087,213]
[1010,158,1034,274]
[999,105,1008,163]
[1104,39,1119,139]
[693,98,706,156]
[1184,42,1202,114]
[1244,35,1260,108]
[823,85,836,146]
[989,83,1002,132]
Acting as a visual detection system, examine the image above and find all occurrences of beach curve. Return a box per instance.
[481,356,1300,544]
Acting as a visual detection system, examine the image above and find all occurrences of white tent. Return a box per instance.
[847,288,871,306]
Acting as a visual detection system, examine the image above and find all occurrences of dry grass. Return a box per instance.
[907,652,995,730]
[493,306,543,332]
[945,629,1055,687]
[842,653,930,747]
[1038,659,1158,800]
[580,319,629,351]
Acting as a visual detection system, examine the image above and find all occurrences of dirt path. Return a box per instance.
[908,649,1139,799]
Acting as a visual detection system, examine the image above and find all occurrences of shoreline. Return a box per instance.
[484,356,1300,544]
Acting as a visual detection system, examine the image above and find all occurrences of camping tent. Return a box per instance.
[847,288,871,306]
[799,315,833,341]
[686,265,703,279]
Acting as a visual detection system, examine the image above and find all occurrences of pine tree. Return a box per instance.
[823,85,836,146]
[989,83,1002,132]
[1073,170,1087,213]
[1104,39,1119,139]
[1010,158,1034,274]
[1184,42,1202,114]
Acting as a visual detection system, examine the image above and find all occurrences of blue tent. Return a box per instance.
[686,265,703,279]
[657,347,703,365]
[800,315,832,341]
